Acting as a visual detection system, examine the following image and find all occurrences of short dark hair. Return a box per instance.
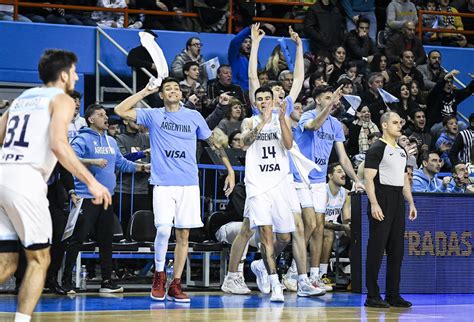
[217,64,231,75]
[421,150,440,162]
[70,91,82,100]
[400,50,414,59]
[312,85,333,99]
[185,37,200,49]
[228,130,241,145]
[267,80,283,89]
[328,162,342,175]
[411,108,425,119]
[337,77,353,87]
[159,77,180,93]
[428,49,441,58]
[38,49,77,84]
[254,86,274,100]
[84,104,105,126]
[183,61,199,74]
[443,115,458,126]
[356,16,370,28]
[309,71,326,91]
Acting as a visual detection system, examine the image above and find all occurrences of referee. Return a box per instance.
[364,111,417,308]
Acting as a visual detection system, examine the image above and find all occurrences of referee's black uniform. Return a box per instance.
[365,139,407,302]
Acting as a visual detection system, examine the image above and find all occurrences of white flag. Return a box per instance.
[378,88,399,103]
[139,31,168,87]
[202,57,220,80]
[288,143,321,188]
[62,198,84,241]
[342,95,361,116]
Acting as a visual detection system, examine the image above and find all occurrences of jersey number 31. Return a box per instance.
[4,114,31,148]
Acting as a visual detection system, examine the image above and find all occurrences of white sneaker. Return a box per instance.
[297,277,326,297]
[270,282,285,302]
[310,275,333,292]
[250,260,270,294]
[221,274,251,295]
[282,270,298,292]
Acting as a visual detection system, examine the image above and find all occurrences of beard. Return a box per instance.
[431,62,440,70]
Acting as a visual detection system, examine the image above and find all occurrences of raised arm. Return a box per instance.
[49,94,112,209]
[288,26,304,103]
[114,84,158,121]
[304,85,343,131]
[279,101,293,150]
[249,23,265,107]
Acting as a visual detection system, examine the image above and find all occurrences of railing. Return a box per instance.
[417,10,474,39]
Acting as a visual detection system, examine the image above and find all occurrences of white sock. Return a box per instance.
[228,271,239,278]
[14,312,31,322]
[154,225,172,272]
[237,262,244,273]
[320,263,328,277]
[310,267,319,279]
[290,259,297,272]
[298,274,308,283]
[269,274,279,287]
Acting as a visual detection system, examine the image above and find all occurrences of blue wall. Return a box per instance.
[0,21,471,115]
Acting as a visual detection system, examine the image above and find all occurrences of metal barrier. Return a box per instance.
[417,10,474,40]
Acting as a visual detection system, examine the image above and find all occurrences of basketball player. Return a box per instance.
[114,77,235,303]
[0,49,111,322]
[320,163,351,283]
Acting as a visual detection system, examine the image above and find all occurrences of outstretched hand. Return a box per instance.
[289,26,301,46]
[251,23,265,43]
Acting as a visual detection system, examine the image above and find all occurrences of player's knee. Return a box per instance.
[156,225,172,240]
[277,233,291,244]
[26,248,51,269]
[175,228,189,243]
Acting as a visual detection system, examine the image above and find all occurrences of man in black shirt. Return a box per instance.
[364,111,417,308]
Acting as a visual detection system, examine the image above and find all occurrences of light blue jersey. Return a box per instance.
[136,107,212,186]
[293,110,345,183]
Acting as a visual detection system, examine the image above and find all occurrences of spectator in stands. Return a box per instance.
[327,46,347,86]
[409,80,427,107]
[91,0,127,28]
[258,70,270,86]
[180,61,205,106]
[449,113,474,166]
[107,118,121,138]
[356,132,382,179]
[360,72,386,125]
[228,26,252,91]
[392,83,420,123]
[345,17,378,67]
[385,22,426,66]
[217,99,245,136]
[228,130,244,150]
[421,0,441,45]
[341,0,377,42]
[416,50,446,91]
[369,53,390,83]
[68,91,87,142]
[264,45,288,81]
[436,116,459,170]
[412,151,447,192]
[170,37,206,81]
[338,62,364,94]
[114,118,151,233]
[426,69,474,133]
[437,0,468,47]
[0,4,32,22]
[304,0,345,56]
[385,0,418,36]
[206,65,247,116]
[405,108,433,153]
[460,0,474,47]
[62,104,150,294]
[346,105,380,159]
[279,70,294,97]
[205,92,233,130]
[399,134,419,168]
[447,163,474,193]
[387,50,425,90]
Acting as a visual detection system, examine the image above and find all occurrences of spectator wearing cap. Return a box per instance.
[385,21,426,66]
[170,37,206,82]
[412,151,447,192]
[449,113,474,166]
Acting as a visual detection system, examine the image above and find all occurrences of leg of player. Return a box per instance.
[222,218,253,294]
[150,225,171,301]
[309,212,332,291]
[260,228,286,302]
[17,248,51,319]
[167,228,190,303]
[0,252,18,284]
[320,228,335,290]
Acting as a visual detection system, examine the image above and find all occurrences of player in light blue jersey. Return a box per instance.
[0,50,111,322]
[292,85,364,291]
[115,77,235,303]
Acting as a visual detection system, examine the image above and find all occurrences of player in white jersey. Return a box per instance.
[0,49,111,322]
[320,163,351,288]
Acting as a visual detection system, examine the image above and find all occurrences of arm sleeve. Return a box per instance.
[298,110,315,132]
[364,143,384,170]
[449,134,463,166]
[136,108,153,128]
[411,176,426,192]
[123,151,146,162]
[304,9,328,46]
[70,136,87,158]
[171,55,185,80]
[386,3,407,30]
[205,103,230,130]
[228,26,251,64]
[334,120,345,142]
[113,139,137,173]
[195,111,213,140]
[340,0,355,18]
[454,80,474,104]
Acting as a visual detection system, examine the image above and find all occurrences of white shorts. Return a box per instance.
[153,185,203,229]
[246,179,296,234]
[295,182,328,213]
[0,165,52,249]
[287,175,301,214]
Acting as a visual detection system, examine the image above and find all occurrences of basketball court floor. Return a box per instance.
[1,292,474,321]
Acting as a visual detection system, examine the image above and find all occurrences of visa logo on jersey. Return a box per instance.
[314,157,327,166]
[258,164,281,172]
[165,150,186,158]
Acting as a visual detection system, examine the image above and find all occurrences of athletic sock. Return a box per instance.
[269,274,279,287]
[14,312,31,322]
[257,259,266,271]
[310,267,320,279]
[290,259,297,273]
[228,271,239,279]
[298,274,308,284]
[237,262,244,273]
[320,264,328,277]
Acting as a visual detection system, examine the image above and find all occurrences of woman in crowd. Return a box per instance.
[217,99,245,136]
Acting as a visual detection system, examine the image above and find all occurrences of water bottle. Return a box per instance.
[79,265,87,291]
[166,260,174,288]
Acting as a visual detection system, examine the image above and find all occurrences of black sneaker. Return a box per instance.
[386,296,412,307]
[364,296,390,308]
[62,282,77,295]
[45,281,68,295]
[99,280,124,293]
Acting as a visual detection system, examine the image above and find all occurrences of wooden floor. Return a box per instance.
[1,292,474,321]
